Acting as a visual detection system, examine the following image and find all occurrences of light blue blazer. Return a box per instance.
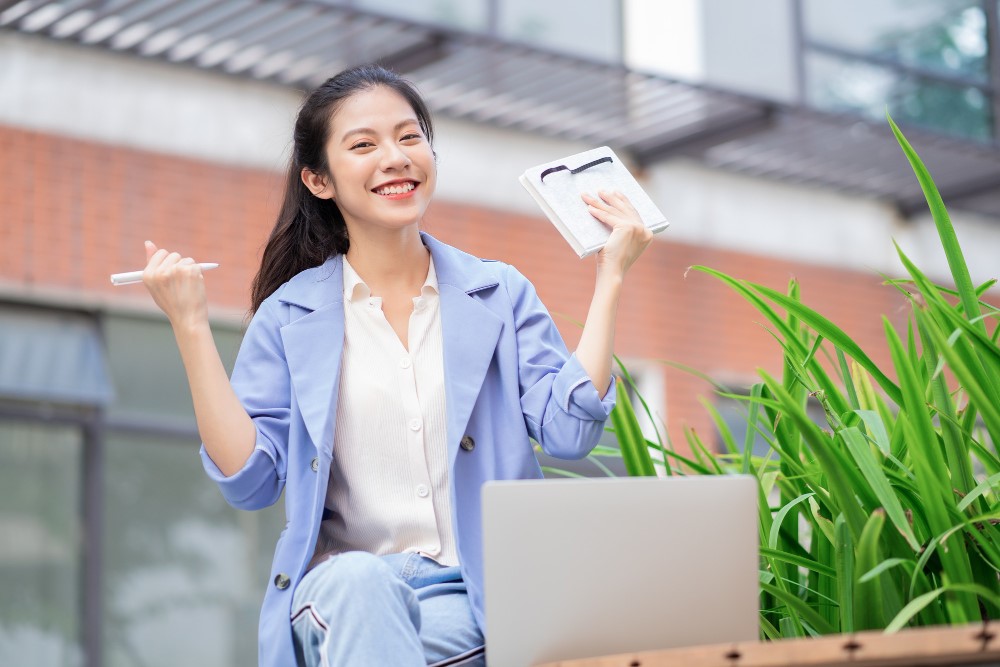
[200,232,616,667]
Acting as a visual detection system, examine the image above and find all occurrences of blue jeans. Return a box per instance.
[291,551,486,666]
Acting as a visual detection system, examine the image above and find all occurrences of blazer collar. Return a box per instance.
[276,231,498,312]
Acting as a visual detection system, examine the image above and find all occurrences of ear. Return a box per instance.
[301,168,336,200]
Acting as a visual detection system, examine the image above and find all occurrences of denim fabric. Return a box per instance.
[291,552,485,667]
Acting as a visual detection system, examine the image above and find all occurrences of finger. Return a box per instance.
[602,190,633,212]
[582,192,612,210]
[599,190,615,203]
[177,257,196,266]
[148,252,183,280]
[161,252,183,269]
[586,204,614,227]
[145,240,158,261]
[598,191,629,214]
[144,247,169,272]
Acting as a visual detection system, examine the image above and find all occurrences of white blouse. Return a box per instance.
[309,253,458,569]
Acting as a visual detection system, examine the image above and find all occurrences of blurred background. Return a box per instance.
[1,0,998,664]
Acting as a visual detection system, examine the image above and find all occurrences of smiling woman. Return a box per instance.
[138,64,653,667]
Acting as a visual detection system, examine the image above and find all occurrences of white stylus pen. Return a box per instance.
[110,263,219,286]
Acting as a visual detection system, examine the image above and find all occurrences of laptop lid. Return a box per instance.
[482,475,759,667]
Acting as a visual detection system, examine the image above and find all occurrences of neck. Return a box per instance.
[344,224,429,295]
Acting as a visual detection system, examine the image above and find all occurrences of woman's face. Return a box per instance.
[316,85,436,234]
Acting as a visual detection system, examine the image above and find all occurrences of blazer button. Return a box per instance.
[274,573,291,590]
[460,435,475,452]
[311,457,319,472]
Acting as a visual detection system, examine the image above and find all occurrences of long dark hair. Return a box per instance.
[250,64,435,314]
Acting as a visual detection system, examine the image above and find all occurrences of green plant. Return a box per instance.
[608,115,1000,638]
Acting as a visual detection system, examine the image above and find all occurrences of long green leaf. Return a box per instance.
[834,514,854,633]
[610,382,656,477]
[887,113,984,335]
[769,492,814,550]
[884,320,953,528]
[760,546,837,578]
[743,384,765,475]
[958,472,1000,513]
[853,410,892,456]
[748,282,902,406]
[763,372,869,540]
[760,581,836,635]
[613,355,666,449]
[895,243,1000,374]
[857,558,913,584]
[854,510,886,630]
[839,426,920,550]
[885,583,1000,632]
[922,312,1000,450]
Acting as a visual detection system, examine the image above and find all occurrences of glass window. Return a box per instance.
[806,51,992,141]
[802,0,993,140]
[498,0,622,62]
[0,419,83,667]
[803,0,988,81]
[0,306,113,406]
[102,432,284,667]
[104,315,243,424]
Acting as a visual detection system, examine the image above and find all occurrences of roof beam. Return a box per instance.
[630,106,776,166]
[376,32,448,74]
[895,172,1000,218]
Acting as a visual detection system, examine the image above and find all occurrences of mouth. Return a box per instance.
[372,180,419,199]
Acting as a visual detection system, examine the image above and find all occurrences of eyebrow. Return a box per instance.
[341,119,421,142]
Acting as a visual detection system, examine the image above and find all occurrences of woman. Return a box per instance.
[142,64,652,667]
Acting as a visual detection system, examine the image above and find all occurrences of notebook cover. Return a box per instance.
[519,146,669,258]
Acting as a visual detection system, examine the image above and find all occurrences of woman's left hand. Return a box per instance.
[582,190,653,280]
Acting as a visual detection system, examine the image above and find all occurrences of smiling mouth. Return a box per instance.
[373,182,417,196]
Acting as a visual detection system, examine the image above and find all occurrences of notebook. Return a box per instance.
[518,146,669,258]
[482,475,759,667]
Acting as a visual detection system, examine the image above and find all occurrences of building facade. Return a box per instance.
[1,1,998,665]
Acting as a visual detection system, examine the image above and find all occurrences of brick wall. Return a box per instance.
[1,123,920,450]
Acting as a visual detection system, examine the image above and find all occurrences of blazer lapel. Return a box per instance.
[278,257,345,454]
[438,284,502,462]
[424,233,504,463]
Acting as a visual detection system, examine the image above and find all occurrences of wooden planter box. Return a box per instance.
[536,622,1000,667]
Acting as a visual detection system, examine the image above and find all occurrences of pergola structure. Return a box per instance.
[5,0,1000,219]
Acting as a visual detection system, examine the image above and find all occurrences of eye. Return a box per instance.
[350,140,374,150]
[400,132,422,142]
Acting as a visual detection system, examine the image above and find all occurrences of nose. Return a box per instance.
[380,142,411,171]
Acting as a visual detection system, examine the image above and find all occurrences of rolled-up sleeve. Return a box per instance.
[552,352,617,420]
[507,265,616,459]
[199,297,289,510]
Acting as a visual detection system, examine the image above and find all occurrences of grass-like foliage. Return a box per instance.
[608,115,1000,637]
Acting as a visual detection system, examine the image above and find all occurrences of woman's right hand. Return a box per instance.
[142,240,210,331]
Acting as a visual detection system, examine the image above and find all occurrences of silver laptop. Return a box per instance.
[482,475,758,667]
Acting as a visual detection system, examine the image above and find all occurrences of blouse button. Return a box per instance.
[460,435,475,452]
[311,457,319,472]
[416,485,430,498]
[274,573,291,590]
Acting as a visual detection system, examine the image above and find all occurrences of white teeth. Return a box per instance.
[375,182,415,195]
